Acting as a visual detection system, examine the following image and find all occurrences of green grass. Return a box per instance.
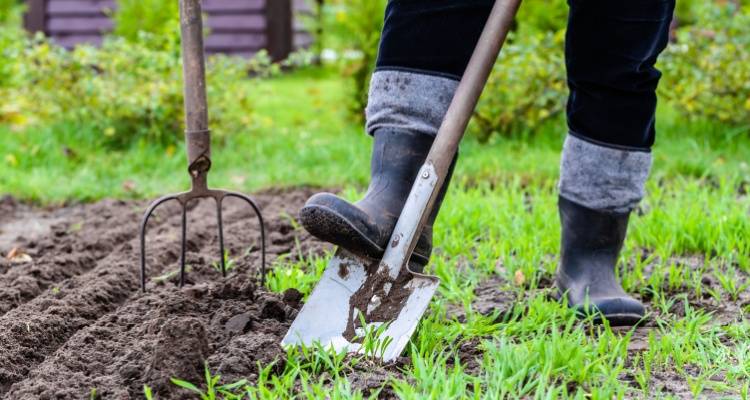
[2,67,749,398]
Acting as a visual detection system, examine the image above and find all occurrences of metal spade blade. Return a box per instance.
[280,249,439,362]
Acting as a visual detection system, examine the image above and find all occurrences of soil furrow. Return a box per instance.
[0,188,323,397]
[0,199,165,317]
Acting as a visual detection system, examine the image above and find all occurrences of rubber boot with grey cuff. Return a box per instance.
[556,134,651,326]
[299,128,454,272]
[556,196,645,326]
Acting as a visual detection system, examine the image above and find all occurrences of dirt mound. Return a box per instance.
[0,188,327,399]
[7,279,297,399]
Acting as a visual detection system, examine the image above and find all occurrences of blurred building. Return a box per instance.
[23,0,315,61]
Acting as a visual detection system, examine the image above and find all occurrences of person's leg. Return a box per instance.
[300,0,493,270]
[557,0,675,325]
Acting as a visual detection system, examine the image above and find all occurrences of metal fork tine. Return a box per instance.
[179,202,188,288]
[216,196,226,277]
[140,195,179,292]
[225,193,266,285]
[139,0,266,293]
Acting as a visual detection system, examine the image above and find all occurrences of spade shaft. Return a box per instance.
[381,0,523,281]
[283,0,523,362]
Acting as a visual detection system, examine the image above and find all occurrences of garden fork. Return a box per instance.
[139,0,266,291]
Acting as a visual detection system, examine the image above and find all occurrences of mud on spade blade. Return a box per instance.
[281,249,439,362]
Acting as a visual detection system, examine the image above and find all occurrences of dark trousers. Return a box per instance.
[375,0,675,150]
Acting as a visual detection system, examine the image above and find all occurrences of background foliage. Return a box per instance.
[0,0,278,149]
[0,0,748,147]
[112,0,180,49]
[317,0,750,138]
[317,0,387,121]
[659,2,750,126]
[473,31,567,139]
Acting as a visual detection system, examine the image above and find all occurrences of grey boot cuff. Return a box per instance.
[365,70,459,137]
[559,134,652,213]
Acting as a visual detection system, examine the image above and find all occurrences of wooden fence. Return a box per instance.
[23,0,316,61]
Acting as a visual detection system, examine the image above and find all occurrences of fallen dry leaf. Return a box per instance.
[122,180,137,192]
[6,247,19,259]
[231,175,247,186]
[6,247,33,264]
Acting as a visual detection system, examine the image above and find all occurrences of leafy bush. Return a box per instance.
[319,0,575,123]
[473,30,567,140]
[320,0,386,121]
[0,34,275,148]
[515,0,568,36]
[112,0,180,49]
[0,0,22,25]
[659,3,750,126]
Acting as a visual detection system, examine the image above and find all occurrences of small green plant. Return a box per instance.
[143,384,154,400]
[151,265,193,283]
[211,250,237,273]
[171,363,248,400]
[713,264,750,301]
[355,313,394,359]
[265,252,330,295]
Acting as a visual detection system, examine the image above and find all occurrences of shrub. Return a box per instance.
[515,0,568,36]
[0,0,22,25]
[112,0,180,49]
[659,3,750,126]
[472,30,567,140]
[321,0,386,121]
[0,34,275,148]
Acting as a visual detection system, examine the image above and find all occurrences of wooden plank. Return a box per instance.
[292,0,310,11]
[204,33,267,50]
[202,0,265,13]
[47,0,115,16]
[294,32,312,47]
[51,34,103,48]
[293,18,307,30]
[24,0,47,32]
[47,16,113,34]
[28,0,314,59]
[206,49,258,58]
[207,14,266,32]
[265,0,292,61]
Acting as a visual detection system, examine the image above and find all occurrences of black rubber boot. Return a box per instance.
[299,129,454,271]
[556,196,645,326]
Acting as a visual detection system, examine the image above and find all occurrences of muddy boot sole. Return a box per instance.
[300,203,429,266]
[554,289,646,327]
[591,312,646,327]
[300,203,384,258]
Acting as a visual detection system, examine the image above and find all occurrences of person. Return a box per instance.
[298,0,675,326]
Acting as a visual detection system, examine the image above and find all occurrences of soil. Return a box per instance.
[446,257,749,399]
[0,189,327,399]
[0,192,746,399]
[342,259,415,342]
